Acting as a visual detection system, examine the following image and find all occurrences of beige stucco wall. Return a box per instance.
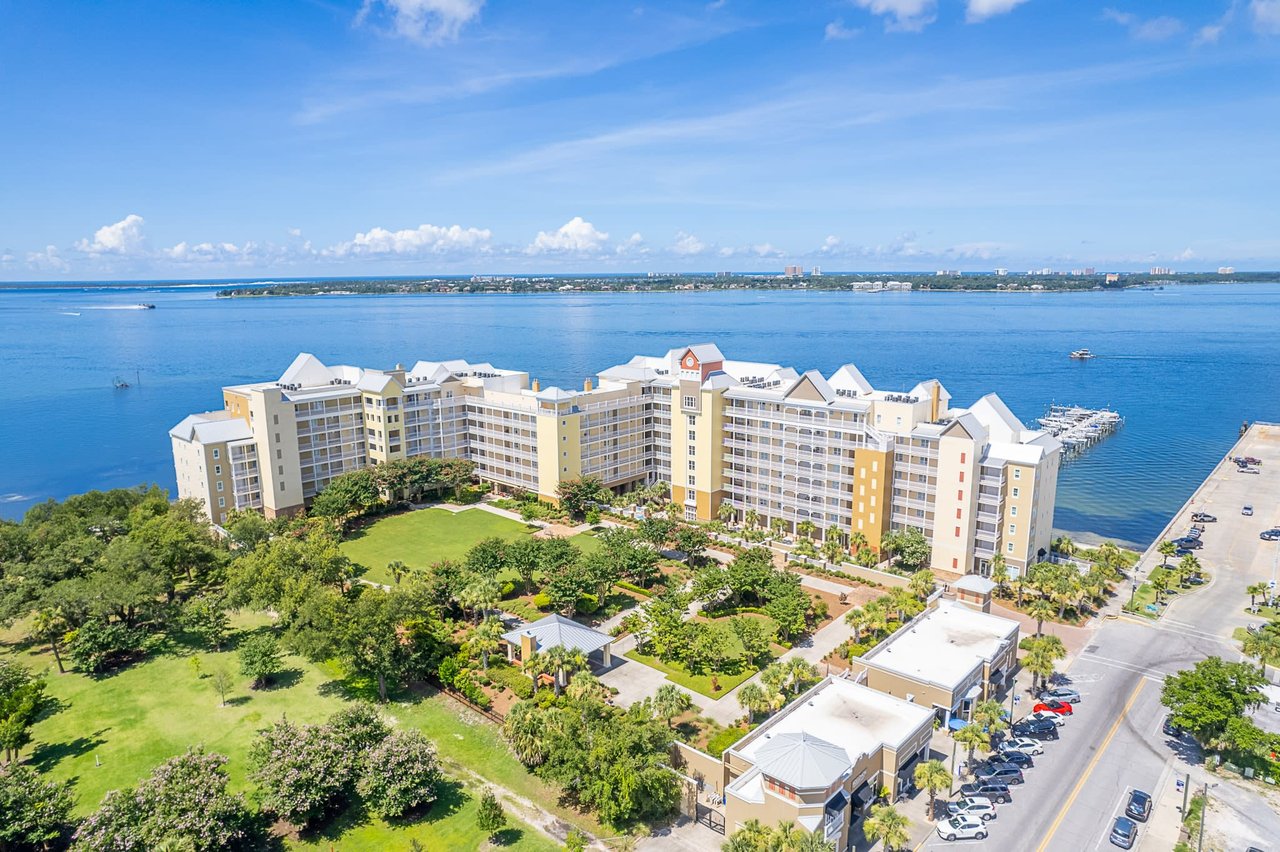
[535,408,582,499]
[853,447,892,551]
[931,429,979,574]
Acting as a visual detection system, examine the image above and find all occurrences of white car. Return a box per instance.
[998,737,1044,756]
[937,815,989,841]
[1029,710,1067,727]
[946,797,997,821]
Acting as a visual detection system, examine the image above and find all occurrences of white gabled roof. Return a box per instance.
[752,732,851,790]
[278,353,335,388]
[828,363,873,396]
[169,412,253,444]
[680,343,724,363]
[356,372,396,393]
[968,394,1023,443]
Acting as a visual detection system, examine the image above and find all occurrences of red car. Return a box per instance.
[1033,700,1073,716]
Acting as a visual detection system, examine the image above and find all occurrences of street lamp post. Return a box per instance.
[1197,782,1218,852]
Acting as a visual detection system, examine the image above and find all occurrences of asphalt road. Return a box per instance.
[920,423,1280,852]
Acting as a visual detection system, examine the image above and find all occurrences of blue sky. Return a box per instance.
[2,0,1278,279]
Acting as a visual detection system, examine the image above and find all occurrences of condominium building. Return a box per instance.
[171,343,1059,575]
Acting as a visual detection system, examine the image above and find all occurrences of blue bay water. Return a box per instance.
[2,282,1279,547]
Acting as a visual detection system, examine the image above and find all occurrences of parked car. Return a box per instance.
[959,782,1011,804]
[1012,718,1059,739]
[1243,456,1262,465]
[946,797,997,821]
[1238,466,1261,474]
[1185,575,1206,585]
[1030,710,1067,727]
[1162,715,1182,737]
[1125,789,1152,822]
[1243,504,1254,516]
[1260,529,1280,541]
[1033,700,1074,716]
[986,750,1033,769]
[937,815,989,841]
[1110,816,1139,849]
[1184,528,1202,539]
[975,762,1025,785]
[998,737,1045,755]
[1175,547,1197,557]
[1039,686,1081,703]
[1191,512,1217,522]
[1173,537,1203,549]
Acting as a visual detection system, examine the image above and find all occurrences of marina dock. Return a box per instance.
[1033,404,1123,460]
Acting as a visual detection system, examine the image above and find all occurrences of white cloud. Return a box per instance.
[824,19,861,40]
[966,0,1031,23]
[1252,0,1280,33]
[1103,8,1185,40]
[1195,22,1226,43]
[672,232,708,255]
[1174,247,1197,261]
[819,235,843,253]
[615,233,649,256]
[717,246,735,258]
[852,0,937,32]
[75,214,146,254]
[26,245,70,272]
[287,227,303,237]
[164,241,259,263]
[329,223,492,257]
[527,217,609,254]
[752,243,782,257]
[356,0,484,45]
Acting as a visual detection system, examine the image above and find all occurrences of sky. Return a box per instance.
[2,0,1279,280]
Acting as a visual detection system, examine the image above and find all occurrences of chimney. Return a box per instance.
[532,379,541,392]
[584,378,594,392]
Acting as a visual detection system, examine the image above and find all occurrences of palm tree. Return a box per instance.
[544,645,588,696]
[502,700,547,766]
[723,819,770,852]
[886,587,919,622]
[469,616,505,673]
[971,699,1007,738]
[788,831,835,852]
[653,683,693,728]
[821,535,844,565]
[1025,597,1055,636]
[1247,581,1269,608]
[1009,576,1026,607]
[1243,628,1280,678]
[862,602,889,640]
[1157,540,1177,567]
[521,651,552,692]
[718,502,736,526]
[908,569,935,600]
[1177,553,1202,584]
[566,670,609,704]
[863,803,909,852]
[1051,574,1083,620]
[458,575,501,622]
[849,531,868,555]
[770,517,787,540]
[953,723,989,774]
[782,658,819,694]
[31,607,67,673]
[796,519,817,540]
[387,559,407,585]
[989,554,1009,596]
[1021,634,1066,691]
[737,681,769,724]
[1054,535,1075,559]
[745,509,759,530]
[913,759,952,818]
[844,607,871,642]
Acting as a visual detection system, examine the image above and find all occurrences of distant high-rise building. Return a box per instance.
[810,266,822,276]
[994,268,1008,276]
[784,265,804,278]
[1105,273,1120,284]
[1218,266,1235,275]
[1149,266,1174,275]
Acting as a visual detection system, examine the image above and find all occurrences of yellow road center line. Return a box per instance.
[1033,678,1147,852]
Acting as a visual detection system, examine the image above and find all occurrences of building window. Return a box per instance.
[1010,506,1018,516]
[687,445,696,456]
[275,432,281,443]
[688,430,696,441]
[216,481,224,492]
[278,465,284,475]
[214,464,221,475]
[218,497,225,508]
[957,489,963,500]
[1013,468,1021,480]
[276,449,282,460]
[688,460,696,471]
[955,526,961,538]
[1008,523,1016,534]
[1012,486,1020,498]
[960,452,966,463]
[280,482,286,491]
[955,508,961,519]
[1007,542,1015,553]
[958,471,965,483]
[687,475,696,486]
[212,449,220,460]
[273,414,279,425]
[683,396,696,408]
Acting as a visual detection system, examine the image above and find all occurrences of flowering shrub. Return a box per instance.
[356,730,442,818]
[72,748,256,851]
[248,719,350,828]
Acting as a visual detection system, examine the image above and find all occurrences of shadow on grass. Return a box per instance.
[491,827,525,846]
[260,667,304,690]
[224,695,252,707]
[304,779,469,844]
[30,729,111,772]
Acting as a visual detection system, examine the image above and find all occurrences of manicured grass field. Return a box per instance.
[342,508,539,584]
[2,613,581,850]
[341,508,600,586]
[624,650,763,698]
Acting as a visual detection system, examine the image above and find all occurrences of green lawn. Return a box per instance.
[342,508,539,584]
[2,613,583,849]
[342,508,600,586]
[624,650,763,698]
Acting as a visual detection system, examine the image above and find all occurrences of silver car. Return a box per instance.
[1038,686,1081,703]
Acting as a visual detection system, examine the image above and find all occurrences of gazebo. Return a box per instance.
[501,613,614,676]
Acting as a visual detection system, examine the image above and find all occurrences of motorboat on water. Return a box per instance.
[1069,349,1095,360]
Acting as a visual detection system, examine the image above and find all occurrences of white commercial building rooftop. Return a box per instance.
[729,676,933,772]
[864,601,1019,690]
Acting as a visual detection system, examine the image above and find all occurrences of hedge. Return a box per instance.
[488,665,535,699]
[707,725,755,757]
[615,580,653,597]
